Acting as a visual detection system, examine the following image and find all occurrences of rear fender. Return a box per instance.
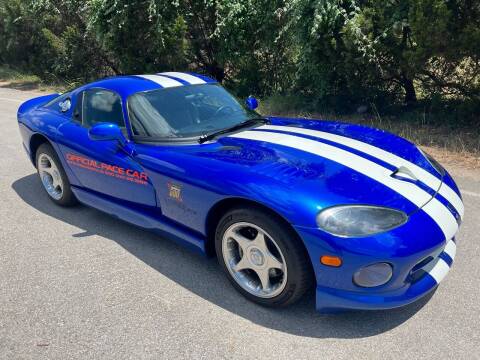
[17,94,59,118]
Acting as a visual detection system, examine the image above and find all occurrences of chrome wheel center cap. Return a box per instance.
[249,248,265,266]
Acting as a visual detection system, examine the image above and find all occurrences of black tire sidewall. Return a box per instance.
[215,207,310,307]
[36,143,77,206]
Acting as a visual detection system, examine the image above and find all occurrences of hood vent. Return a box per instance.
[391,166,418,182]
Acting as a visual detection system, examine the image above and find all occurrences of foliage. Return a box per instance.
[88,0,188,73]
[0,0,479,118]
[342,0,480,104]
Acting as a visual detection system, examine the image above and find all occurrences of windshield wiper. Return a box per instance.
[198,117,269,144]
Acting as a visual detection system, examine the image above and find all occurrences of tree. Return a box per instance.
[288,0,370,110]
[214,0,295,95]
[88,0,187,74]
[344,0,480,104]
[180,0,225,81]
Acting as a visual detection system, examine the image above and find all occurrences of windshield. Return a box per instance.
[128,84,260,140]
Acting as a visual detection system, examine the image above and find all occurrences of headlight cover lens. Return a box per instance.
[418,148,445,176]
[316,205,408,237]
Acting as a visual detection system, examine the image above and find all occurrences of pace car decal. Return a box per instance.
[230,130,461,241]
[66,153,148,185]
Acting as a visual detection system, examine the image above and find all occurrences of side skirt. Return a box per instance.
[71,187,206,255]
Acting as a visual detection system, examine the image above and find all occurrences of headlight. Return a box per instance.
[316,205,407,237]
[418,148,445,176]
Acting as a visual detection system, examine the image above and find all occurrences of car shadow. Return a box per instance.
[12,173,435,339]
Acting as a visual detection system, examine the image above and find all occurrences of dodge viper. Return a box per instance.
[17,72,463,312]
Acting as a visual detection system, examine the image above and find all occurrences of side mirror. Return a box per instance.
[245,96,258,110]
[88,123,127,146]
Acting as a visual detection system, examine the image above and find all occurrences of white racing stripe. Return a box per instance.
[422,240,456,284]
[231,130,459,240]
[159,72,206,85]
[427,258,451,283]
[136,74,183,88]
[444,240,457,260]
[422,200,459,241]
[259,125,464,219]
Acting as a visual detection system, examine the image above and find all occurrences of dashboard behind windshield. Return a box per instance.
[127,84,259,140]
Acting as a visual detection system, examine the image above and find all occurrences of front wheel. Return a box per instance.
[36,143,77,206]
[215,207,313,307]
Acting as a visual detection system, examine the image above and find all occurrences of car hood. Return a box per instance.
[137,117,461,233]
[216,117,445,213]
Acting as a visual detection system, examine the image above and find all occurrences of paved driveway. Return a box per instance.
[1,86,479,359]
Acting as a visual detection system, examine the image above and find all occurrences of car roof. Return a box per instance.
[81,72,218,98]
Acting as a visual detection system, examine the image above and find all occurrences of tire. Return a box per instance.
[36,143,77,206]
[215,206,313,307]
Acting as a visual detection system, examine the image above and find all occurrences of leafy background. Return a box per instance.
[1,0,479,153]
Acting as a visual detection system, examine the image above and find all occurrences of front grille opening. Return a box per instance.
[408,256,434,283]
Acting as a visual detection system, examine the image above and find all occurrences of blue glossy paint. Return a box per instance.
[245,96,259,110]
[89,123,126,143]
[17,73,463,312]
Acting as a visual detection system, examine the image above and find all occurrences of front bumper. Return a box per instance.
[314,239,456,311]
[295,203,459,312]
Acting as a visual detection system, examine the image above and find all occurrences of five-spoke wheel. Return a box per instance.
[222,222,287,298]
[36,143,77,206]
[38,153,64,200]
[216,207,313,307]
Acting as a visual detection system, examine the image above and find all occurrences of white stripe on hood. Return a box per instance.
[230,130,459,240]
[258,124,464,219]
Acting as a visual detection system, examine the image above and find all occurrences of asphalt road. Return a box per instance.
[0,86,479,360]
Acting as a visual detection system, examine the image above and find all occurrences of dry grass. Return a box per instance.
[348,114,479,169]
[0,65,67,92]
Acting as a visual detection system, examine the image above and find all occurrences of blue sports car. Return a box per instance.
[17,72,463,312]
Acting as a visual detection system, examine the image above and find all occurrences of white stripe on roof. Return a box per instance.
[160,72,206,85]
[136,74,183,88]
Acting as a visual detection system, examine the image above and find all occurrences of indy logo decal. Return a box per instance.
[167,182,182,202]
[66,153,148,185]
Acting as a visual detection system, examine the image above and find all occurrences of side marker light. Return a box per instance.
[320,255,342,267]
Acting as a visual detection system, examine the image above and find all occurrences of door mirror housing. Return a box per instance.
[245,96,258,110]
[88,123,127,146]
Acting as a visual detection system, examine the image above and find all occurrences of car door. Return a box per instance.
[57,88,157,207]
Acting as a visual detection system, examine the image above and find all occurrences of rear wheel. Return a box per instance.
[36,143,77,206]
[215,207,312,307]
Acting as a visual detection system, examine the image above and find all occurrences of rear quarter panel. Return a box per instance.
[17,95,75,175]
[18,94,61,154]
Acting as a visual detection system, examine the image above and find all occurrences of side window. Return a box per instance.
[81,89,125,128]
